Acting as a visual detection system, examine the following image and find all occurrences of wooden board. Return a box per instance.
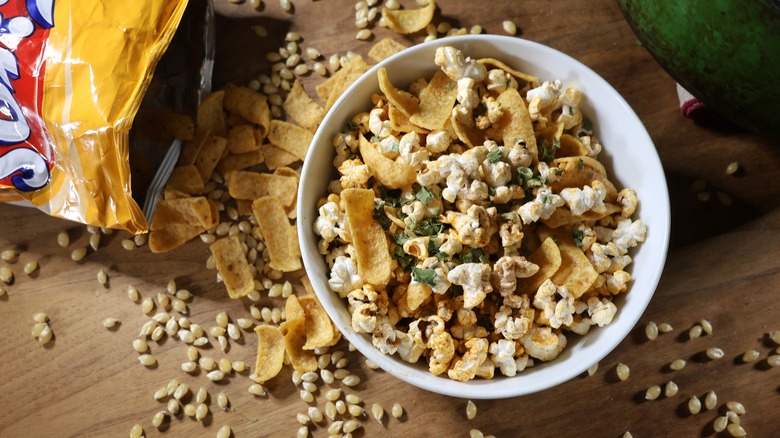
[0,0,779,437]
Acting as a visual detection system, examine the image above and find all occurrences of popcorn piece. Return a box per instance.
[520,326,567,361]
[339,158,371,189]
[447,337,489,382]
[517,188,564,224]
[328,256,363,297]
[443,204,498,248]
[424,130,451,154]
[617,188,638,217]
[491,255,539,296]
[533,279,576,329]
[447,263,493,309]
[369,107,392,138]
[588,296,617,326]
[489,339,518,377]
[612,218,647,254]
[559,181,607,216]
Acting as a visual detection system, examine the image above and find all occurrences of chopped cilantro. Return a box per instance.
[370,135,380,143]
[517,166,546,188]
[390,140,400,153]
[542,194,552,205]
[538,137,560,163]
[567,106,575,116]
[445,81,454,90]
[428,238,448,261]
[500,211,519,222]
[486,148,503,163]
[517,167,534,181]
[572,229,585,247]
[412,218,444,236]
[415,186,434,205]
[581,117,593,133]
[376,186,401,207]
[577,158,584,169]
[391,233,410,245]
[412,268,437,287]
[488,186,496,197]
[341,120,359,132]
[460,248,489,264]
[393,246,417,272]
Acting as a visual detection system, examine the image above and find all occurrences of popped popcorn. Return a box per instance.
[313,46,647,381]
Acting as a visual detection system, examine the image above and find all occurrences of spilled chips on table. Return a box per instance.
[210,235,254,299]
[368,37,408,62]
[253,325,286,383]
[381,0,436,34]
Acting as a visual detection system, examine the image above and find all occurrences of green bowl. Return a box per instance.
[618,0,780,136]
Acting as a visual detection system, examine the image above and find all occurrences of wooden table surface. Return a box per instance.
[1,1,779,437]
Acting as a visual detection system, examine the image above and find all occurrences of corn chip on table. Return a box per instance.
[1,0,780,437]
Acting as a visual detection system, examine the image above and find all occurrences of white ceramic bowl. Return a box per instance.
[298,35,670,399]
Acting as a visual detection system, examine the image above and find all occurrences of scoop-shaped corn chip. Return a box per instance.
[228,171,297,208]
[252,196,302,272]
[284,80,326,132]
[227,124,259,154]
[477,58,539,85]
[409,71,457,131]
[406,282,433,311]
[516,237,562,294]
[267,120,312,160]
[368,37,408,62]
[253,325,285,383]
[280,296,318,373]
[210,236,255,299]
[194,135,228,182]
[223,84,270,137]
[166,165,205,195]
[551,156,618,202]
[539,227,598,298]
[149,224,204,253]
[556,134,590,157]
[381,0,436,34]
[377,67,419,117]
[151,197,214,231]
[543,202,621,229]
[299,295,335,350]
[342,188,393,286]
[389,105,430,134]
[197,90,227,137]
[358,135,416,189]
[263,143,301,170]
[495,87,537,158]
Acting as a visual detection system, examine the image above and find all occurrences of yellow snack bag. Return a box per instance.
[0,0,199,233]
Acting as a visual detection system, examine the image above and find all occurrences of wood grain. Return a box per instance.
[1,0,779,437]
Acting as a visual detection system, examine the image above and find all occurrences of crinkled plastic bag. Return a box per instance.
[0,0,196,234]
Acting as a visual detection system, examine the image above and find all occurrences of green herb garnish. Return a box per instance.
[460,248,489,264]
[393,246,417,272]
[412,268,437,287]
[412,218,445,236]
[486,148,503,163]
[415,186,434,205]
[572,229,585,247]
[341,120,359,132]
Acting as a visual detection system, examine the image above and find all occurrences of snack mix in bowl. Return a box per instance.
[312,45,647,382]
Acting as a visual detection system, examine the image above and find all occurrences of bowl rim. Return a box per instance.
[297,34,670,399]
